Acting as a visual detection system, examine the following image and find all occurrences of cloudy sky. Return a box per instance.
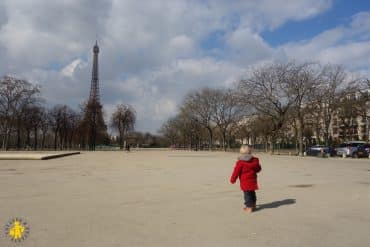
[1,0,370,133]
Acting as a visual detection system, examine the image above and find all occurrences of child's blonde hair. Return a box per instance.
[240,144,252,154]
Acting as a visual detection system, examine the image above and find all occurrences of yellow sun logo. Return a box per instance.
[4,218,30,242]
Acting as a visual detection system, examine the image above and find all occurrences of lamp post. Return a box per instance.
[366,116,369,142]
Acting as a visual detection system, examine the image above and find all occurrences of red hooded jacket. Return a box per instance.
[230,156,261,191]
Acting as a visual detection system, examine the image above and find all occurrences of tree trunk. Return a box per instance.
[26,129,31,149]
[64,130,68,150]
[1,131,5,150]
[297,119,304,156]
[3,128,11,151]
[294,114,305,156]
[54,130,58,150]
[223,130,227,151]
[34,127,38,150]
[269,135,275,154]
[207,127,213,150]
[41,132,46,150]
[2,125,10,150]
[324,130,329,146]
[323,115,331,146]
[119,132,124,149]
[69,131,74,149]
[264,138,268,153]
[59,130,64,150]
[81,135,85,150]
[17,127,21,150]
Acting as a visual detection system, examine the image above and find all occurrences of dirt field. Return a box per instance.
[0,151,369,247]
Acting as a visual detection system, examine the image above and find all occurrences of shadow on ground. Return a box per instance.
[256,199,296,211]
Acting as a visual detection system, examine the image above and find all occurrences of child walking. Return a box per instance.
[230,145,262,213]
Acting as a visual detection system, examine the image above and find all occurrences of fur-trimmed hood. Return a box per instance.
[238,154,253,161]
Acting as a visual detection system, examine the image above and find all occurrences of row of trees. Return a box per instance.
[160,62,370,155]
[160,88,245,151]
[0,76,137,150]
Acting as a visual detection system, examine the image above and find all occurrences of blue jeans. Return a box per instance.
[243,190,256,207]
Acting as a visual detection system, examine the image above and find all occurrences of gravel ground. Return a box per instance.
[0,151,369,247]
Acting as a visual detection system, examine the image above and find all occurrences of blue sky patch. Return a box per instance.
[262,0,370,46]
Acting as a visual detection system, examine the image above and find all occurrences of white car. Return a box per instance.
[336,141,366,157]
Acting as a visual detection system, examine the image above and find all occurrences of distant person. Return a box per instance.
[126,144,131,152]
[230,145,262,213]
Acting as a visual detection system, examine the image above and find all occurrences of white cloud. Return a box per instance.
[281,11,370,72]
[226,27,274,65]
[154,99,176,121]
[168,35,195,57]
[254,0,332,30]
[317,42,370,67]
[61,59,87,77]
[351,12,370,31]
[103,57,243,132]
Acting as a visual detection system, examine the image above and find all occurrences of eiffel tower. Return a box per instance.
[83,41,107,150]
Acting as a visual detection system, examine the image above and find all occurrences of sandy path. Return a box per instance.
[0,151,369,246]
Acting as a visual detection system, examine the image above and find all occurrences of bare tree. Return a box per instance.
[0,76,40,150]
[160,109,205,150]
[314,65,347,145]
[48,105,83,150]
[23,105,43,150]
[248,114,276,151]
[181,88,217,149]
[212,89,244,151]
[179,109,204,150]
[110,104,136,149]
[160,117,181,146]
[67,111,81,149]
[49,105,62,150]
[239,63,297,152]
[337,94,358,141]
[352,79,370,141]
[287,63,322,156]
[39,109,50,149]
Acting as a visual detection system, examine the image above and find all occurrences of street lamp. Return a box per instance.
[366,116,369,141]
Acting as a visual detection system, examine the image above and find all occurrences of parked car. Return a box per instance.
[305,145,336,157]
[361,143,370,154]
[335,141,367,157]
[351,144,370,158]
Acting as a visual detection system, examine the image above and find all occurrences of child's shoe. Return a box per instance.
[243,207,253,213]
